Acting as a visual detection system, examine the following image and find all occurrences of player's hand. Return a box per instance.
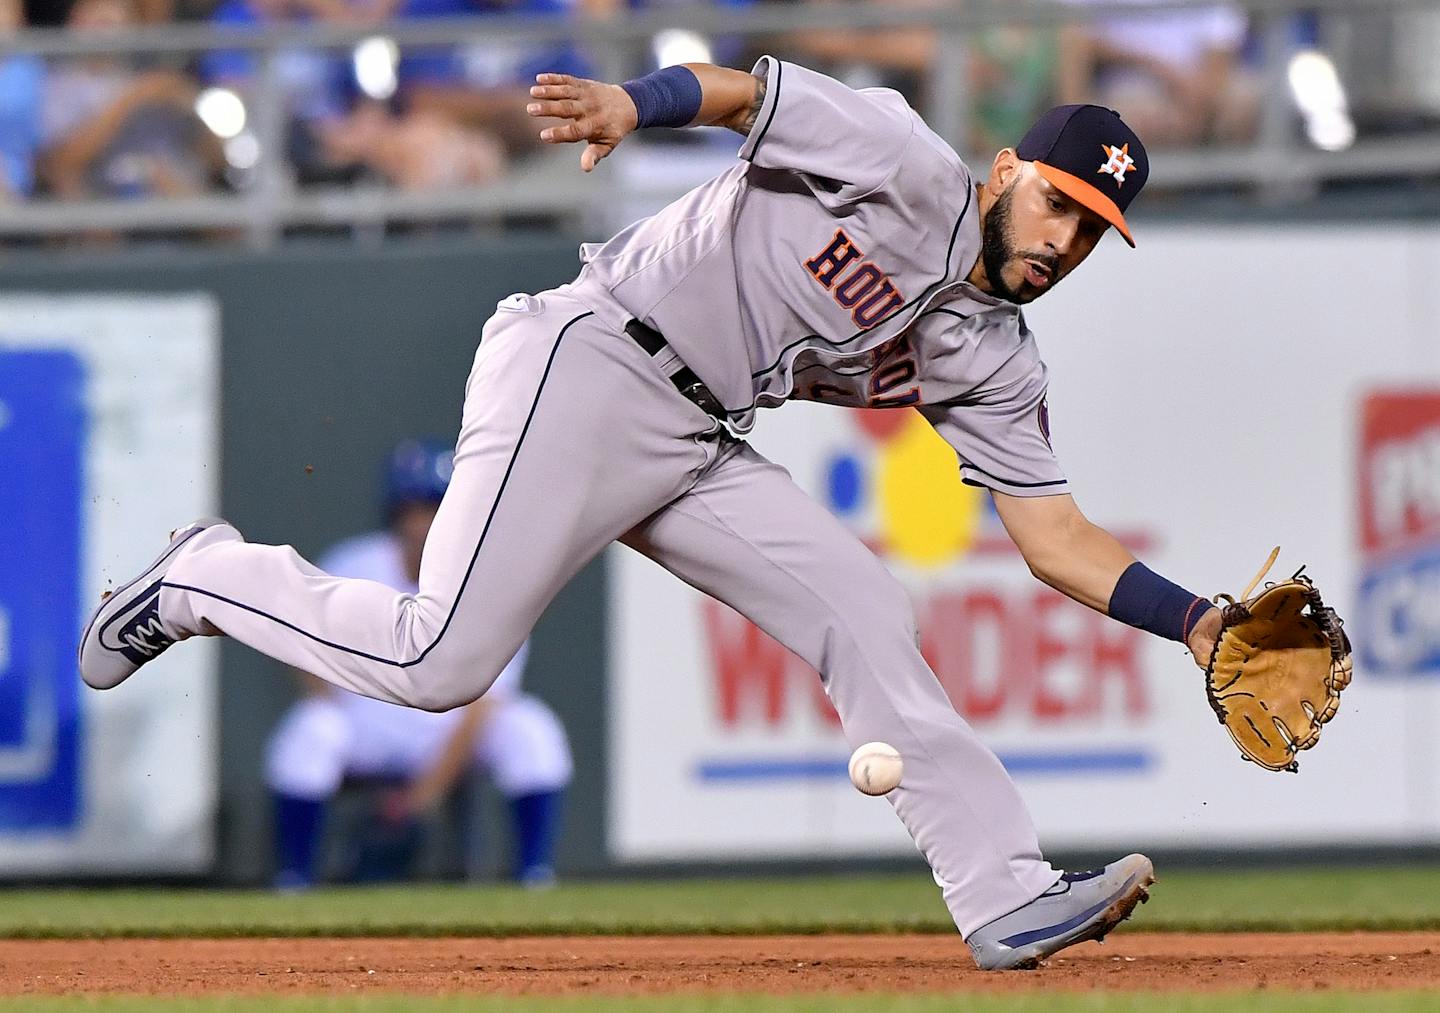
[1186,605,1222,669]
[527,73,638,172]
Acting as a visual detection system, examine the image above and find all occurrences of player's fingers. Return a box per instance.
[533,73,574,86]
[526,98,583,119]
[580,142,609,172]
[527,83,579,101]
[539,118,591,144]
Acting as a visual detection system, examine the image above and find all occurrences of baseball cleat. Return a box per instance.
[965,853,1155,971]
[78,518,237,690]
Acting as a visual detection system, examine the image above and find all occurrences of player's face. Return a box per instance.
[980,164,1109,304]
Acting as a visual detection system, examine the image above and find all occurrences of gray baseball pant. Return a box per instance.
[160,288,1058,934]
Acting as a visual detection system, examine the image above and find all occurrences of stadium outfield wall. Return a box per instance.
[2,223,1438,881]
[611,222,1440,861]
[0,236,606,883]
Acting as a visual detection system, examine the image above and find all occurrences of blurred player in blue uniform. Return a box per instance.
[265,439,573,888]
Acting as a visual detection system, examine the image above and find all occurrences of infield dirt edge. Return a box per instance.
[2,932,1437,997]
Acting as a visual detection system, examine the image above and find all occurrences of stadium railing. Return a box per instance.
[4,0,1439,244]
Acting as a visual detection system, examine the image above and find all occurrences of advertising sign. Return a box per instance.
[0,351,84,831]
[0,295,219,874]
[609,226,1440,860]
[1357,391,1440,677]
[610,405,1172,860]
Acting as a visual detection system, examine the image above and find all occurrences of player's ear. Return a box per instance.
[986,148,1021,196]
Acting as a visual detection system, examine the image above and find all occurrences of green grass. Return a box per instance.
[0,994,1437,1012]
[1,865,1439,938]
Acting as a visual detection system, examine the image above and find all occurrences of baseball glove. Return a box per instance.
[1204,548,1353,773]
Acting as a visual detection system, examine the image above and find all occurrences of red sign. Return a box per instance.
[1359,391,1440,557]
[703,587,1148,730]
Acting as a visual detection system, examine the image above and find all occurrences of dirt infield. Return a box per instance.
[3,933,1439,997]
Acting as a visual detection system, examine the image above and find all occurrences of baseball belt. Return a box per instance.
[624,319,728,421]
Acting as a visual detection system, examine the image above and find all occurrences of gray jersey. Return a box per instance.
[568,55,1067,496]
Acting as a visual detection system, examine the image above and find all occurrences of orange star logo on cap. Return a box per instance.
[1098,143,1136,186]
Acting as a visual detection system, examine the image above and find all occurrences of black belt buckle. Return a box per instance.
[678,377,726,420]
[626,319,726,421]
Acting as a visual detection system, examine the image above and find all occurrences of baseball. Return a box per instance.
[848,741,903,796]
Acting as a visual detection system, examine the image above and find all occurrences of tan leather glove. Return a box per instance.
[1205,550,1353,773]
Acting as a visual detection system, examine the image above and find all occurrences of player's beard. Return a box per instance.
[980,183,1056,305]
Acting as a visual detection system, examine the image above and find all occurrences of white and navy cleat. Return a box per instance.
[965,853,1155,971]
[78,518,237,690]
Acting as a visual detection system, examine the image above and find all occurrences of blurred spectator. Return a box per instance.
[26,0,178,27]
[21,0,70,27]
[784,0,934,107]
[269,649,570,887]
[266,440,573,889]
[201,0,509,189]
[131,0,176,24]
[38,0,218,200]
[200,0,360,184]
[1058,0,1259,146]
[969,23,1058,153]
[580,0,757,77]
[320,103,506,190]
[0,0,44,201]
[785,0,1057,153]
[394,0,592,155]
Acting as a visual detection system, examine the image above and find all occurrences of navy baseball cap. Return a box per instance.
[383,438,454,518]
[1016,104,1148,248]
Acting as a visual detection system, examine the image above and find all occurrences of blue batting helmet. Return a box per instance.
[383,438,454,521]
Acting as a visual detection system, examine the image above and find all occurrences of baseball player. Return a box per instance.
[83,57,1226,969]
[265,439,572,889]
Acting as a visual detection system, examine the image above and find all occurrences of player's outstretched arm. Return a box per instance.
[991,490,1220,663]
[527,65,763,172]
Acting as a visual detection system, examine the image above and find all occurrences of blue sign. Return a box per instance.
[0,349,85,831]
[1357,547,1440,677]
[696,748,1153,784]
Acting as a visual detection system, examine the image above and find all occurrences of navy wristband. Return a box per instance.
[1108,561,1214,644]
[621,66,703,129]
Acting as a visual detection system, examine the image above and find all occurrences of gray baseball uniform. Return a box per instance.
[158,57,1067,934]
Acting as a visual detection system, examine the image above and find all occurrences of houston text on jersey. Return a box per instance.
[803,229,905,329]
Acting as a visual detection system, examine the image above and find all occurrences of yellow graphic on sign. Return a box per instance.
[875,414,983,567]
